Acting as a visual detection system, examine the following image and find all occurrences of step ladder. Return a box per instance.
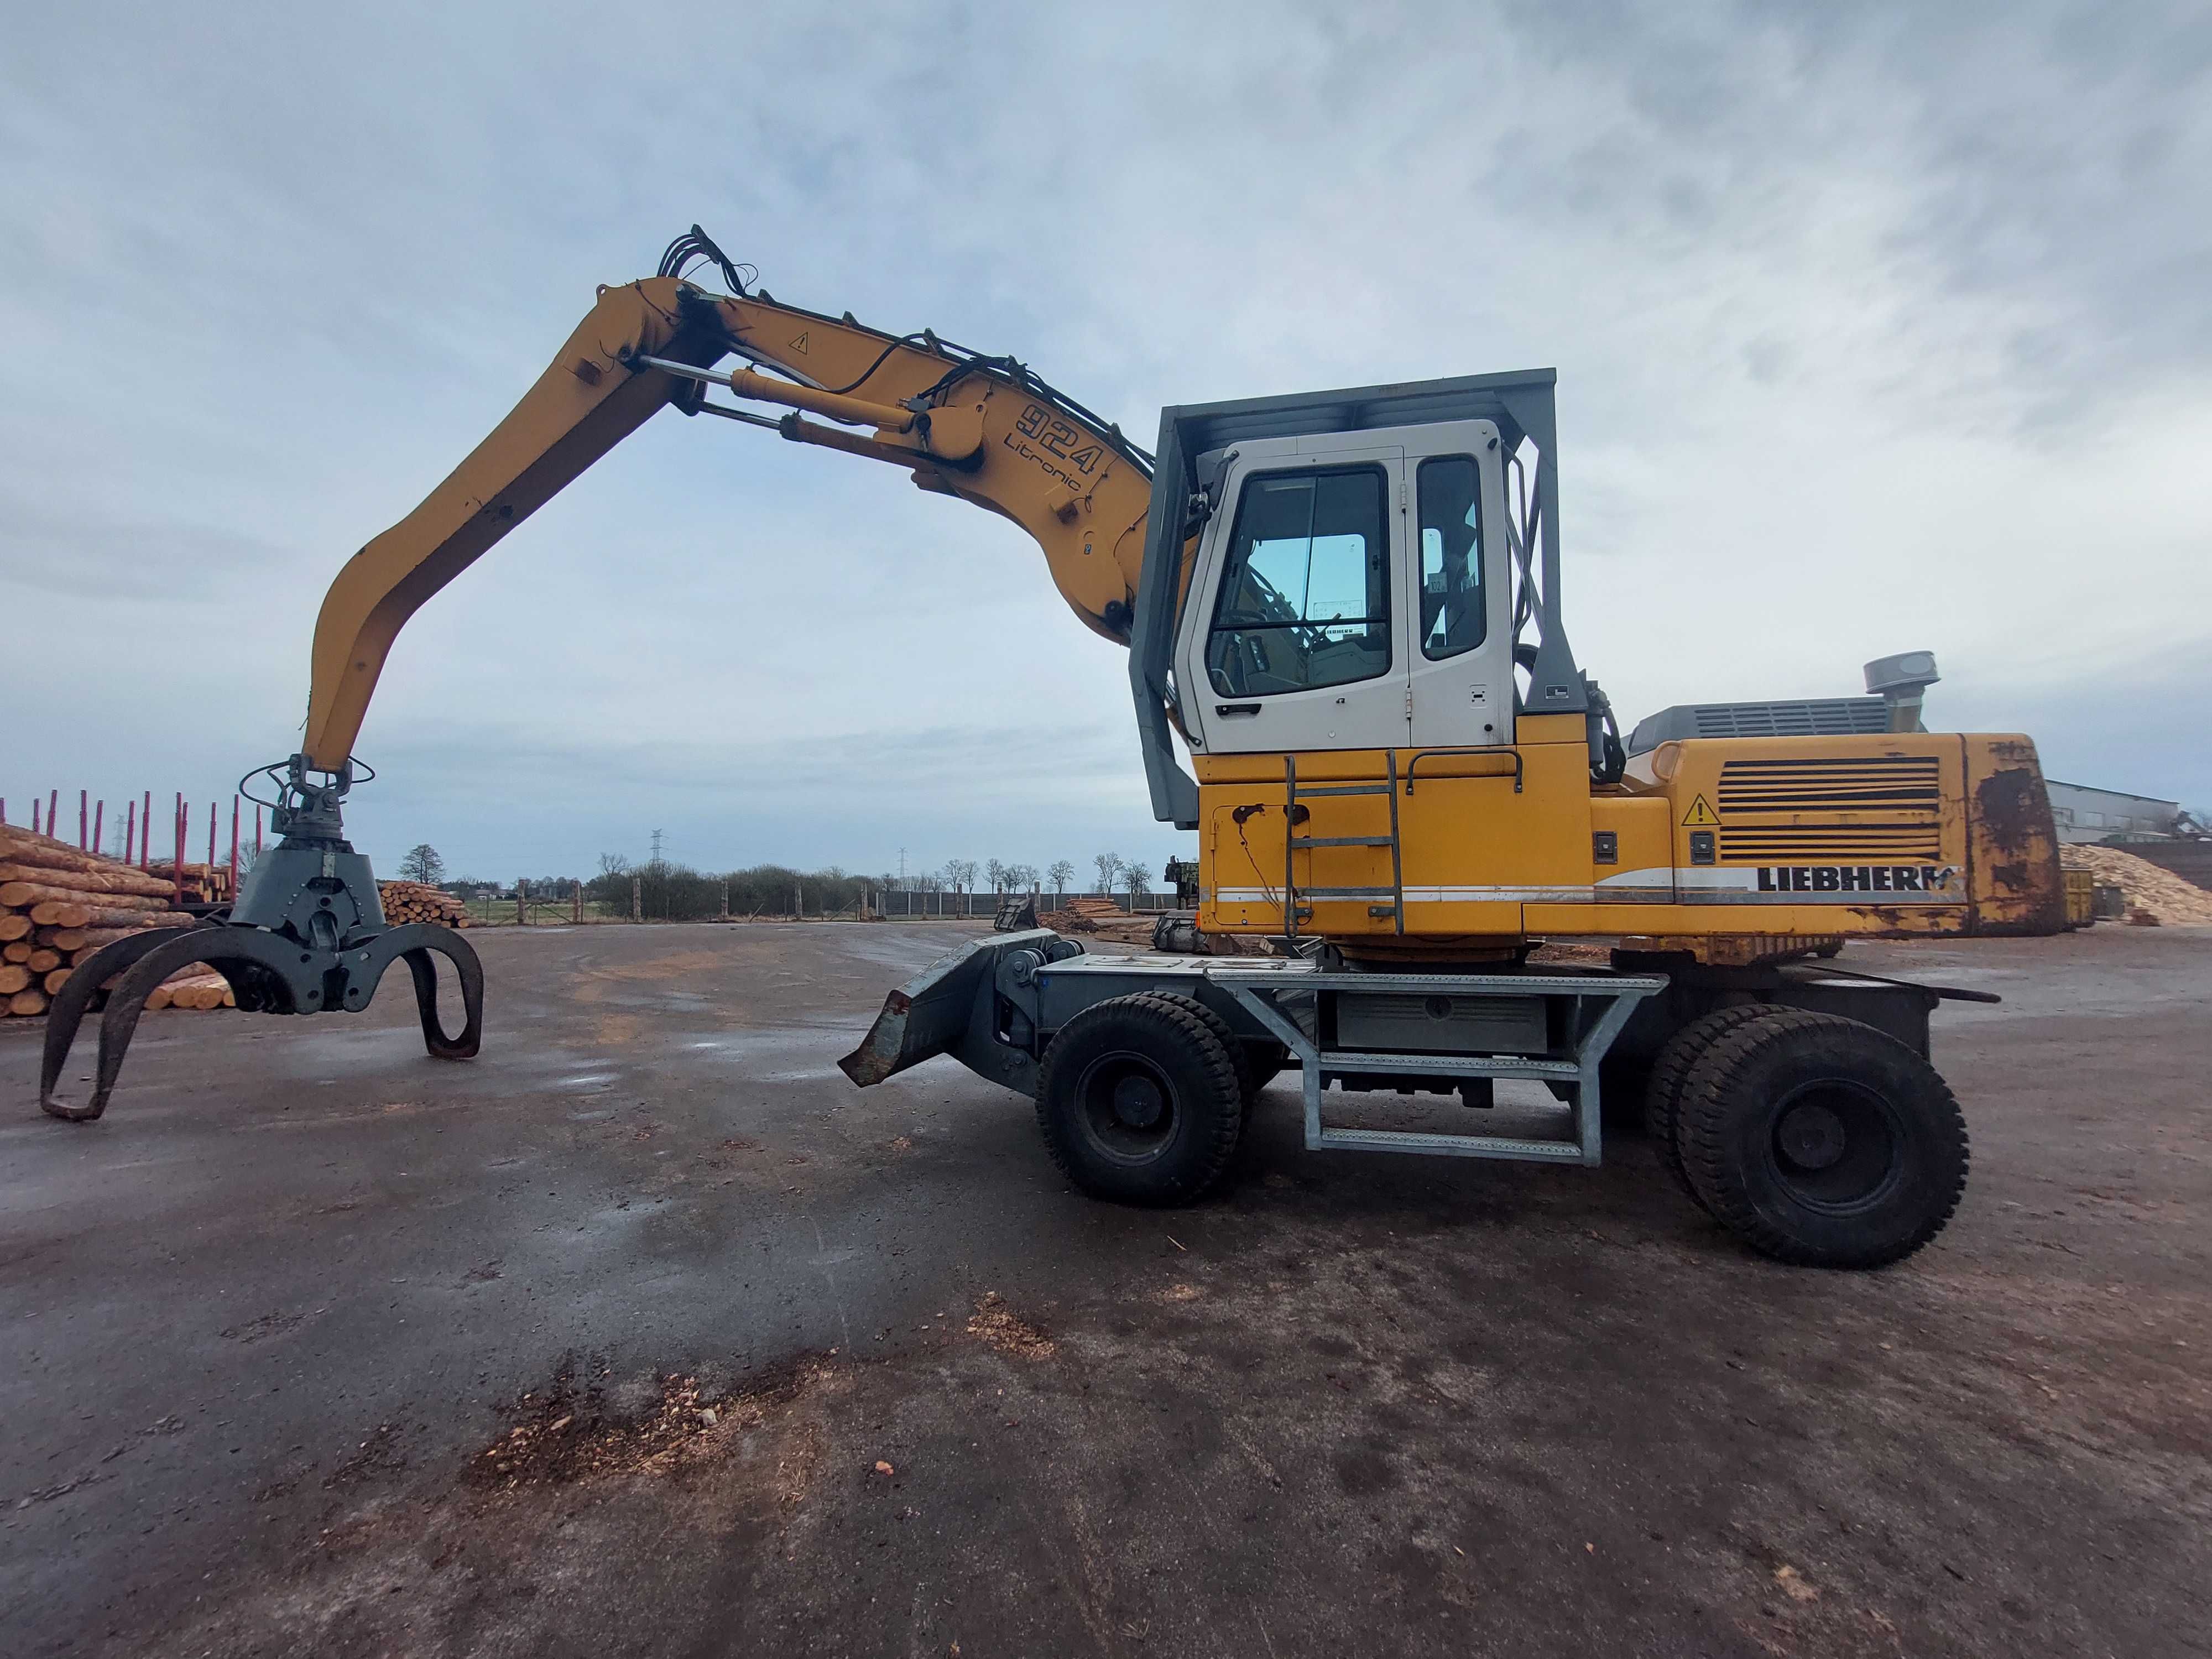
[1283,752,1404,938]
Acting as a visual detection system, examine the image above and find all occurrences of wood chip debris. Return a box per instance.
[2060,845,2212,925]
[965,1292,1057,1360]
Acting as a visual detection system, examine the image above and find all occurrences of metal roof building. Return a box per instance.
[2045,780,2179,844]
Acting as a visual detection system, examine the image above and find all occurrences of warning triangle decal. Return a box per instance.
[788,331,810,354]
[1681,794,1720,827]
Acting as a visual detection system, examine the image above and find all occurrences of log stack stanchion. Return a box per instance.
[0,825,223,1018]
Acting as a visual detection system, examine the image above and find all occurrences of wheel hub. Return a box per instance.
[1775,1101,1848,1170]
[1766,1080,1903,1212]
[1076,1052,1181,1162]
[1111,1074,1167,1130]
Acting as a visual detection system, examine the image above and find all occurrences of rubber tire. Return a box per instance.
[1129,993,1256,1107]
[1128,993,1290,1121]
[1035,994,1244,1206]
[1676,1009,1968,1269]
[1643,1003,1775,1213]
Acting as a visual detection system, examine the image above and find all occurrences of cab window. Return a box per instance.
[1205,466,1390,697]
[1416,456,1485,660]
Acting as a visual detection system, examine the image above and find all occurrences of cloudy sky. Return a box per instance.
[3,2,2208,883]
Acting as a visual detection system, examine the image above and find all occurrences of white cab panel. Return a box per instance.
[1174,422,1511,757]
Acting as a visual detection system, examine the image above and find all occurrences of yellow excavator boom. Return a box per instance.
[304,257,1154,769]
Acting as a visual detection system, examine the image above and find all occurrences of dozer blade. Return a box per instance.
[839,930,1058,1087]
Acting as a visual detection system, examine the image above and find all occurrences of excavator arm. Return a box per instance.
[305,231,1156,769]
[38,229,1176,1120]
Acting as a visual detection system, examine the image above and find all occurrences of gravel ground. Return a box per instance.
[2,920,2205,1658]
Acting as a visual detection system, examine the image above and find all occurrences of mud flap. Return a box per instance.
[838,930,1059,1088]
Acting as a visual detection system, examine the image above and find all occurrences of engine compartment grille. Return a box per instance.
[1714,755,1945,863]
[1717,755,1943,813]
[1720,824,1943,860]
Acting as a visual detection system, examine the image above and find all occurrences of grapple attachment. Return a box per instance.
[35,757,484,1123]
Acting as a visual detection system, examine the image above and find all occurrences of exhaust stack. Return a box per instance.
[1864,651,1940,733]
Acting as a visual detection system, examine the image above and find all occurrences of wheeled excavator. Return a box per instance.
[37,229,2064,1269]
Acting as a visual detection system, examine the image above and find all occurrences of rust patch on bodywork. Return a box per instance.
[1974,767,2046,863]
[838,989,913,1087]
[1966,742,2065,935]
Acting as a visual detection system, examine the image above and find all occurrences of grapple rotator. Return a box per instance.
[37,755,482,1123]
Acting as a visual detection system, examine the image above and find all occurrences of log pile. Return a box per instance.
[144,860,233,904]
[1037,896,1165,947]
[0,825,208,1017]
[2060,844,2212,926]
[378,880,470,927]
[147,970,236,1010]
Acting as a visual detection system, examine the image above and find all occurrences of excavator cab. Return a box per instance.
[1168,419,1520,758]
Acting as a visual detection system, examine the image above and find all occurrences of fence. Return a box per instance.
[872,889,1175,919]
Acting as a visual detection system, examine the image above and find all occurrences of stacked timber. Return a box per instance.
[378,880,470,927]
[143,860,232,904]
[1037,896,1161,947]
[0,826,204,1017]
[147,970,236,1010]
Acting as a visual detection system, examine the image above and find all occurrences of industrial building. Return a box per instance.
[2046,781,2180,844]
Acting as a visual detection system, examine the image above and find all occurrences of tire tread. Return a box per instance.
[1644,1003,1773,1211]
[1129,992,1255,1105]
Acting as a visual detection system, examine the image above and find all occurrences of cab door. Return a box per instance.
[1401,420,1514,749]
[1175,436,1408,756]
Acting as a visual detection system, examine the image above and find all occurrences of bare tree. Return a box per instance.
[398,843,446,885]
[943,858,978,893]
[1121,860,1153,897]
[597,851,632,877]
[1047,859,1074,899]
[1092,852,1123,894]
[984,858,1010,894]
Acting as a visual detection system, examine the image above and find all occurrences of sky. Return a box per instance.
[3,1,2208,884]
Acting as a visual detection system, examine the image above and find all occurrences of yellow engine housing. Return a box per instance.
[1195,717,2063,958]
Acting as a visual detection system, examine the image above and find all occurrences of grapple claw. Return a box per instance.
[39,925,215,1121]
[35,918,487,1122]
[34,754,489,1123]
[400,929,484,1059]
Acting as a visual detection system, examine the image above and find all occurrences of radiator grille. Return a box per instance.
[1714,755,1945,863]
[1720,825,1943,860]
[1717,755,1943,813]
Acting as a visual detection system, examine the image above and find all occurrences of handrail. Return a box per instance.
[1404,748,1523,795]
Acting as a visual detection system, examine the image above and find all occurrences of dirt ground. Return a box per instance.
[2,921,2206,1657]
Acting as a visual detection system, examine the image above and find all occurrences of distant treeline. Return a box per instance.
[447,862,881,921]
